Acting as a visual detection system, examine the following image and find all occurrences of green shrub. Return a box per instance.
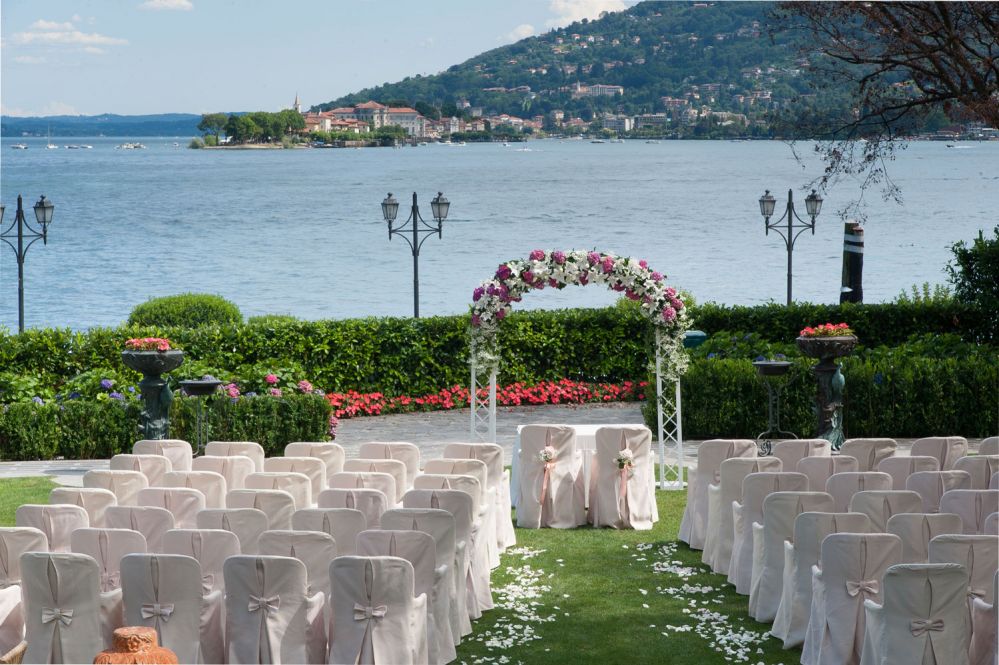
[247,314,299,326]
[947,225,999,332]
[188,138,205,149]
[0,403,62,460]
[127,293,242,328]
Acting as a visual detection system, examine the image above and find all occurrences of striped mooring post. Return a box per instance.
[840,221,864,303]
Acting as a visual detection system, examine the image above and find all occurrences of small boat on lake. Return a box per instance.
[10,143,28,150]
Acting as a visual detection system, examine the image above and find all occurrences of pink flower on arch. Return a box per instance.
[522,270,535,283]
[651,271,663,281]
[601,256,615,273]
[553,250,566,264]
[496,264,513,280]
[587,251,600,265]
[661,306,677,322]
[639,259,648,269]
[548,278,559,288]
[473,286,485,302]
[471,314,482,327]
[496,309,507,320]
[529,249,546,261]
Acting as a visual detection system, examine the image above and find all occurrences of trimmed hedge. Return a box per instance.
[128,293,243,328]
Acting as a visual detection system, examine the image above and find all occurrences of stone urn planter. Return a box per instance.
[796,334,858,449]
[94,626,177,664]
[122,349,184,440]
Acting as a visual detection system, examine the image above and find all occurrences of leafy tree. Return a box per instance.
[947,226,999,327]
[197,113,227,140]
[224,115,259,143]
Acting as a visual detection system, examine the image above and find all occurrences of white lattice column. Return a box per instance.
[470,362,497,442]
[655,329,684,490]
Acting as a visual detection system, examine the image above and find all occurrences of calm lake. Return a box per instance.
[1,137,995,330]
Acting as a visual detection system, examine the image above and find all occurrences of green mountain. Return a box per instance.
[318,1,817,123]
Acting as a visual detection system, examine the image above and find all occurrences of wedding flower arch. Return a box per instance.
[468,249,692,488]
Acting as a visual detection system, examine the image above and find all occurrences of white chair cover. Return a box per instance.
[104,506,174,553]
[356,530,447,665]
[265,457,327,502]
[986,513,999,536]
[860,563,971,665]
[344,460,408,502]
[747,491,834,622]
[849,490,925,532]
[992,474,999,490]
[704,457,781,574]
[328,556,428,665]
[292,508,367,557]
[0,528,47,654]
[912,437,970,471]
[259,530,336,597]
[969,571,997,665]
[773,438,830,473]
[841,438,898,471]
[15,505,88,553]
[70,528,146,592]
[517,425,585,529]
[771,512,872,648]
[329,472,397,509]
[357,442,421,485]
[381,508,460,649]
[801,532,902,665]
[82,470,148,506]
[133,439,192,472]
[980,437,999,457]
[929,534,999,606]
[442,442,515,551]
[729,472,809,594]
[907,471,974,513]
[423,460,490,509]
[879,456,942,490]
[162,471,227,509]
[191,455,255,491]
[224,555,323,665]
[245,472,313,510]
[317,489,389,530]
[422,461,498,568]
[587,426,656,531]
[679,439,756,550]
[940,490,999,534]
[109,454,172,486]
[414,476,481,517]
[285,442,345,477]
[48,488,116,528]
[120,553,223,665]
[162,529,240,594]
[826,472,893,513]
[886,512,965,563]
[196,508,269,555]
[797,456,858,496]
[205,440,265,472]
[226,489,295,530]
[20,552,104,664]
[137,487,205,530]
[955,456,999,490]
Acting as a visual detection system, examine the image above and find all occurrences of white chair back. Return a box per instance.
[929,534,999,605]
[226,489,295,530]
[848,490,924,532]
[244,472,312,509]
[82,469,148,506]
[879,456,941,490]
[587,426,655,530]
[330,471,397,508]
[162,528,240,594]
[20,552,102,664]
[133,439,192,472]
[825,471,892,513]
[911,436,970,471]
[705,456,781,574]
[414,475,482,517]
[104,505,174,553]
[264,457,326,500]
[968,569,997,665]
[162,470,227,509]
[886,512,964,563]
[840,438,897,471]
[0,527,48,586]
[979,437,998,457]
[292,508,367,556]
[954,455,999,490]
[682,439,756,551]
[259,529,336,597]
[110,454,172,486]
[48,487,116,528]
[939,489,999,534]
[906,470,974,513]
[137,487,205,530]
[985,512,999,536]
[70,528,146,591]
[15,504,88,553]
[797,456,858,495]
[285,442,345,476]
[344,459,408,500]
[191,455,255,490]
[317,488,389,529]
[205,440,265,472]
[196,508,268,555]
[442,442,515,551]
[517,424,585,529]
[357,441,421,483]
[773,438,830,473]
[423,459,490,505]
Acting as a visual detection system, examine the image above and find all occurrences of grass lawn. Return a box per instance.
[0,477,57,526]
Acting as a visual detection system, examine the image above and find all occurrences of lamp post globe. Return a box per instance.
[430,191,450,222]
[804,189,823,217]
[381,193,399,224]
[759,190,777,218]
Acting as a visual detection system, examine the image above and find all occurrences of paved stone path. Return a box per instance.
[0,402,984,487]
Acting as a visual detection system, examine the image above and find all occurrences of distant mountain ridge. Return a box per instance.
[1,113,206,137]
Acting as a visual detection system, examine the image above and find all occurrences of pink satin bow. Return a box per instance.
[910,618,945,636]
[41,607,73,626]
[845,579,879,597]
[353,603,387,621]
[539,462,554,508]
[248,594,280,615]
[141,603,175,621]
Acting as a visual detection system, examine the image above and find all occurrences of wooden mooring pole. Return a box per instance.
[840,221,864,303]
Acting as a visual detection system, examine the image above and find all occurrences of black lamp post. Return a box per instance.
[1,194,55,332]
[758,188,823,305]
[380,191,451,318]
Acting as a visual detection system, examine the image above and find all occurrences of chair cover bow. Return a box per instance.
[100,571,120,592]
[910,618,945,636]
[967,586,987,599]
[41,607,73,626]
[248,594,280,615]
[141,603,175,621]
[845,579,880,597]
[201,574,215,595]
[353,603,387,621]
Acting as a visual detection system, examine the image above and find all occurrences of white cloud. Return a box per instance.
[546,0,627,28]
[30,20,75,31]
[139,0,193,10]
[506,24,536,42]
[12,30,127,46]
[14,55,47,64]
[83,46,106,54]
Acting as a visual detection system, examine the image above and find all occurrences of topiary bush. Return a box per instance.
[127,293,242,328]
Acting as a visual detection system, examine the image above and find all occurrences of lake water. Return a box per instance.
[1,137,996,330]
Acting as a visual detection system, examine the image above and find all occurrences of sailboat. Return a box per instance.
[46,126,58,150]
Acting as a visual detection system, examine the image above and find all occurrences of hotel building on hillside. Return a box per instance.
[322,101,428,137]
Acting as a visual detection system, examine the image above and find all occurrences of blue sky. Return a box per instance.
[1,0,631,116]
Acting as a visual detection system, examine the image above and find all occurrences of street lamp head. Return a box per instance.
[381,193,399,223]
[759,190,776,218]
[804,189,823,217]
[33,195,54,228]
[430,191,450,222]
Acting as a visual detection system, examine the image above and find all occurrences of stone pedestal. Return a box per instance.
[121,350,184,440]
[796,335,857,450]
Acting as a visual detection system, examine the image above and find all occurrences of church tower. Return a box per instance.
[293,93,302,113]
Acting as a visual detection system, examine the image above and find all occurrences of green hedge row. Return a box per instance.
[0,394,331,461]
